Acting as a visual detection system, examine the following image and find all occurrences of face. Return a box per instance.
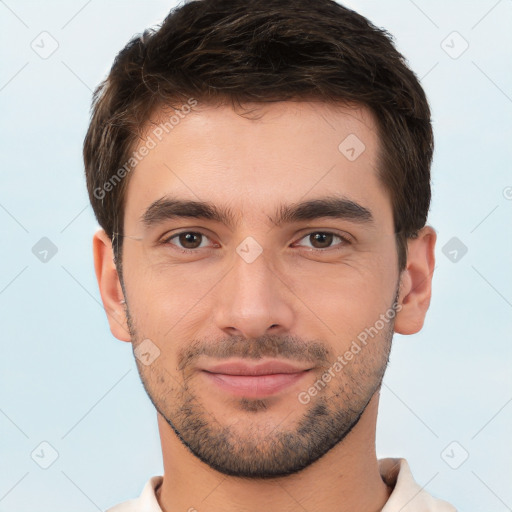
[119,101,401,477]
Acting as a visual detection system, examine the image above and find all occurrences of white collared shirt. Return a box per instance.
[106,458,456,511]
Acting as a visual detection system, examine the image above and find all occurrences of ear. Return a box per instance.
[92,229,131,342]
[394,226,437,335]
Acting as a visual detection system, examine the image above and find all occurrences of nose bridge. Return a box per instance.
[233,248,277,305]
[213,244,295,338]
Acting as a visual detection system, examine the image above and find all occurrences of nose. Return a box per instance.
[212,248,295,340]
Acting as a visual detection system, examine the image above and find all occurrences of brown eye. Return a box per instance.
[164,231,212,251]
[295,231,350,251]
[178,232,203,249]
[310,232,334,249]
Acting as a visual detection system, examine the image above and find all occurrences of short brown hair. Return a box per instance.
[84,0,433,273]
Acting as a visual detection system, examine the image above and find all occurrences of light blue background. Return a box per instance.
[1,1,511,510]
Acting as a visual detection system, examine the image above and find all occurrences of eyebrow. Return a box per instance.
[140,195,374,230]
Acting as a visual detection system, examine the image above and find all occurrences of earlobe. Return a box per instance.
[92,229,131,342]
[394,226,437,335]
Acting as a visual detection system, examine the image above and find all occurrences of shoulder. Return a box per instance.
[105,476,164,512]
[379,458,457,512]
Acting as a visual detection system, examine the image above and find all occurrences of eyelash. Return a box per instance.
[162,231,219,254]
[161,230,352,254]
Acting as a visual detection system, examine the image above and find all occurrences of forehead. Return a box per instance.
[124,100,391,231]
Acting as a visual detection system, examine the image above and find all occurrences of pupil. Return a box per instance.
[312,232,332,248]
[180,233,200,249]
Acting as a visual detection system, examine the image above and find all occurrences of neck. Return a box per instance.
[156,392,390,512]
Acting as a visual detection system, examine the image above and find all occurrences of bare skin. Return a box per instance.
[93,101,436,512]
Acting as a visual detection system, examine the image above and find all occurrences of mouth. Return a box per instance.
[199,359,313,399]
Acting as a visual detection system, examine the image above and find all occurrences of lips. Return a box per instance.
[202,360,312,376]
[200,359,312,398]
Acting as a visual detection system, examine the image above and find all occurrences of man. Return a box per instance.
[84,0,455,510]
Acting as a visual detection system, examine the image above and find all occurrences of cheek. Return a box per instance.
[122,233,399,343]
[283,249,398,340]
[122,247,223,338]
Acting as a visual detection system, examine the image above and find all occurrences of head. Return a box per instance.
[86,0,436,478]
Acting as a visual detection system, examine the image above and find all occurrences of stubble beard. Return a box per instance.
[124,288,398,478]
